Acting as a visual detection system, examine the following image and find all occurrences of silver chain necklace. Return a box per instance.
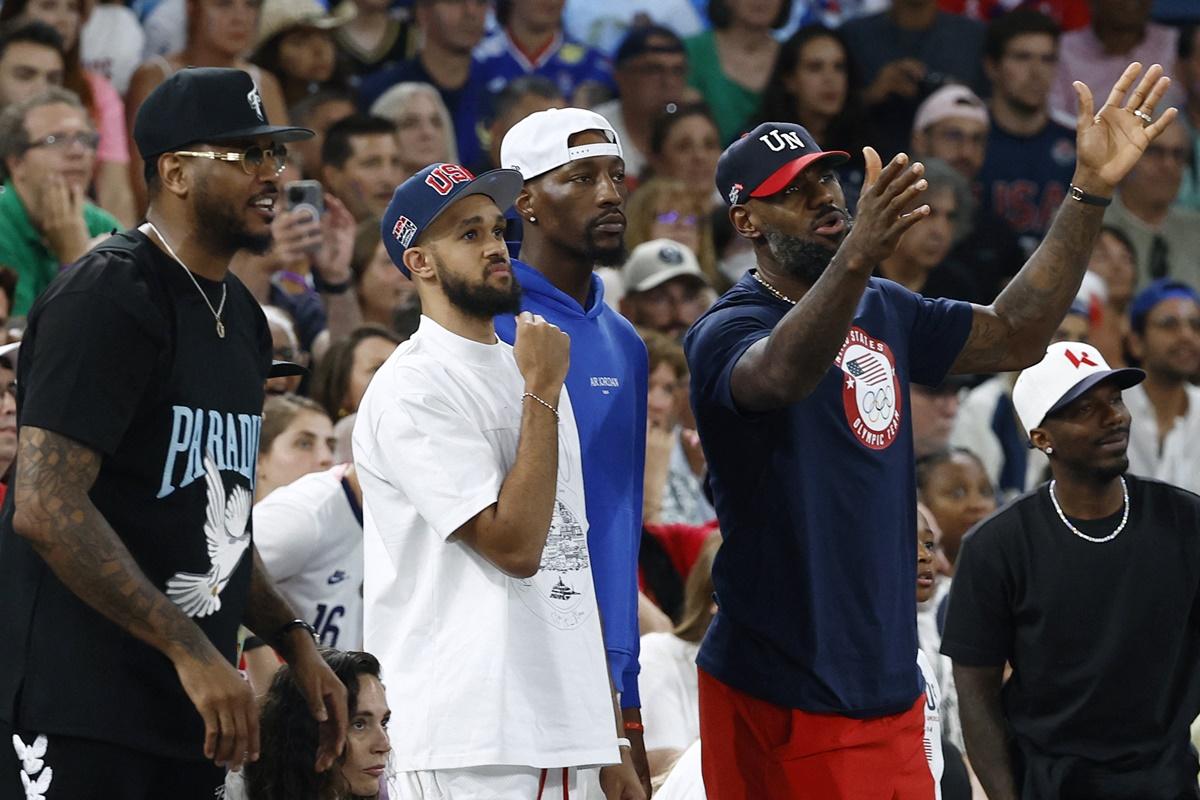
[142,222,228,338]
[1048,476,1130,543]
[752,269,797,305]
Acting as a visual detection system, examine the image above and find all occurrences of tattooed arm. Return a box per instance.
[952,62,1177,375]
[12,426,260,770]
[244,546,348,772]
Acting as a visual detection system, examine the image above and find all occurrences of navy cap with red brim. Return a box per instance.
[716,122,849,206]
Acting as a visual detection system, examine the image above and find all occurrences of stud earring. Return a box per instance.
[1044,447,1054,455]
[528,215,537,224]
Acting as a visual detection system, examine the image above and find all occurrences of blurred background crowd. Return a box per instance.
[0,0,1198,796]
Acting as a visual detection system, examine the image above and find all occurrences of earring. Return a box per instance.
[528,216,537,224]
[1044,447,1054,455]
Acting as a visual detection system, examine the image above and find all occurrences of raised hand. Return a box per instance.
[513,311,570,399]
[840,148,929,272]
[1072,62,1177,192]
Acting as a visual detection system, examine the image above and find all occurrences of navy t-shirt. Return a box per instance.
[684,272,972,716]
[978,120,1076,254]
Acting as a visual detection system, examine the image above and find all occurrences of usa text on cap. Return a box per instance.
[381,163,524,277]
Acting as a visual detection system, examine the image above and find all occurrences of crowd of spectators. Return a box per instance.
[0,0,1199,797]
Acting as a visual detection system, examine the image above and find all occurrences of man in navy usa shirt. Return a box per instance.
[685,63,1177,799]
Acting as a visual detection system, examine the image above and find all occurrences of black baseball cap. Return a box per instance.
[614,24,685,66]
[133,67,313,160]
[381,162,524,277]
[716,122,849,206]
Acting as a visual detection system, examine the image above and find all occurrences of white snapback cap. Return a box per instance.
[501,107,623,180]
[1011,341,1144,436]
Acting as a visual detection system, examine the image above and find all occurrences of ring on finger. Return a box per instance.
[1132,108,1153,125]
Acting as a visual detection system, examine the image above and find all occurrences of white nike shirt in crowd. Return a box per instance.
[253,464,364,650]
[353,315,617,772]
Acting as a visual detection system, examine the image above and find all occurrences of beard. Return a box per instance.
[583,223,627,267]
[435,254,523,319]
[193,175,272,256]
[762,227,846,284]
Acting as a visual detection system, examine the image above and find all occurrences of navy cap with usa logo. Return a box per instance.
[133,67,313,160]
[380,162,525,277]
[716,122,850,207]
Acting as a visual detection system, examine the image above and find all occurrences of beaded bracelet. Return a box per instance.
[522,391,559,420]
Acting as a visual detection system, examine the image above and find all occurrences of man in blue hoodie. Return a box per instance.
[495,107,651,795]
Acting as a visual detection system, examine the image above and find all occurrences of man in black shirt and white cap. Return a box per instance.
[0,67,347,800]
[943,340,1200,800]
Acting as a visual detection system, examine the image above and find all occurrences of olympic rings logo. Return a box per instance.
[861,386,894,424]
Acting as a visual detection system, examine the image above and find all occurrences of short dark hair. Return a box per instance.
[0,19,65,63]
[649,101,717,157]
[708,0,792,31]
[1099,224,1136,263]
[487,74,562,125]
[321,114,396,170]
[916,447,988,496]
[289,88,356,128]
[984,9,1060,63]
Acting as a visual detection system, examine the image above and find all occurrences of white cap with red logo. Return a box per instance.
[1011,341,1144,436]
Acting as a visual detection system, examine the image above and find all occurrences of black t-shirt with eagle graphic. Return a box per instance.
[0,230,272,759]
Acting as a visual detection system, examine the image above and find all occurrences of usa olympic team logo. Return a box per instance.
[835,327,901,450]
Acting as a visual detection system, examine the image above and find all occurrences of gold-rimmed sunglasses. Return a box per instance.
[173,144,289,177]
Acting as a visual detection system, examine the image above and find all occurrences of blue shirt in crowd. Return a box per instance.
[474,28,615,102]
[495,260,648,707]
[358,56,487,169]
[684,273,973,716]
[978,119,1076,255]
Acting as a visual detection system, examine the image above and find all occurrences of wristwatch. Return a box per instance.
[275,618,318,644]
[1068,185,1112,207]
[313,272,354,294]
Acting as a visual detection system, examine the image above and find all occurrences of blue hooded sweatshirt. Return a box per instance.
[495,259,648,708]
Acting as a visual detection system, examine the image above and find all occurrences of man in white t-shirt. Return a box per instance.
[354,161,645,799]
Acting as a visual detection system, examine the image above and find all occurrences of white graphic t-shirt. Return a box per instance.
[354,315,617,771]
[918,650,945,800]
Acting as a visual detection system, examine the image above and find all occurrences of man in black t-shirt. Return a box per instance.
[0,68,347,800]
[943,340,1200,800]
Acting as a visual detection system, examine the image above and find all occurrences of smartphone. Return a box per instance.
[285,179,324,222]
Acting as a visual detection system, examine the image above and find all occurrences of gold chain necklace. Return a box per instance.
[143,222,228,338]
[752,269,797,305]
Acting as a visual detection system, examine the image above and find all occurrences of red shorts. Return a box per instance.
[698,668,935,800]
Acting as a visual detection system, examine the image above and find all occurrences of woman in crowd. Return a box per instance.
[624,178,722,292]
[351,218,419,332]
[0,0,136,225]
[241,649,391,800]
[917,447,997,571]
[682,0,791,143]
[124,0,288,208]
[310,325,401,422]
[370,81,457,182]
[256,393,336,503]
[639,533,719,781]
[251,0,353,108]
[648,102,722,210]
[756,23,869,206]
[641,329,713,527]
